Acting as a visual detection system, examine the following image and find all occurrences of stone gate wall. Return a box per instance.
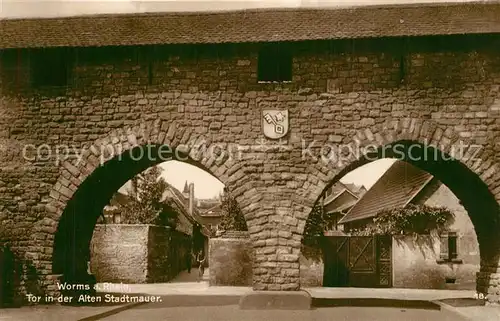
[0,34,500,298]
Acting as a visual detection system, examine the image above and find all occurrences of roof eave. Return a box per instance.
[2,2,500,49]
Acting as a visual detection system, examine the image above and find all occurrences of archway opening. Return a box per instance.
[301,140,499,293]
[52,144,247,299]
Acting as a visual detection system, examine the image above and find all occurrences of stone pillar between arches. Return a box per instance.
[240,216,312,310]
[477,263,500,305]
[252,241,300,291]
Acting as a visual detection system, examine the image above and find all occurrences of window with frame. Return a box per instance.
[257,43,292,83]
[30,48,72,87]
[439,231,460,262]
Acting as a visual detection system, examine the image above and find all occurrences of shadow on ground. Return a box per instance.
[124,295,464,310]
[312,298,441,310]
[132,295,241,308]
[438,298,486,307]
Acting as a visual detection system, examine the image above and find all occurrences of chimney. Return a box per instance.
[182,181,189,198]
[189,182,194,216]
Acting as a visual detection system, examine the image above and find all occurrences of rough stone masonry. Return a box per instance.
[1,7,500,305]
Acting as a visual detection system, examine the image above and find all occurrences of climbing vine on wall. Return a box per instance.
[301,204,325,262]
[352,204,455,237]
[301,203,455,261]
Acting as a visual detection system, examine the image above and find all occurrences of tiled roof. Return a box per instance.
[338,160,433,224]
[201,203,222,217]
[162,184,211,236]
[344,183,367,196]
[197,199,220,210]
[1,2,500,49]
[335,200,358,213]
[323,181,363,207]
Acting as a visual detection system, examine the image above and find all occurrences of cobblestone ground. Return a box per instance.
[100,305,464,321]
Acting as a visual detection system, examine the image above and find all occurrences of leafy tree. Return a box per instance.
[218,188,247,231]
[353,204,455,237]
[119,166,177,226]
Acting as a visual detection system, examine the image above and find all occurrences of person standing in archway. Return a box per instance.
[196,251,206,282]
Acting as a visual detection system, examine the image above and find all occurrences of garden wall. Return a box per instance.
[90,224,191,283]
[299,255,324,287]
[209,231,323,287]
[208,231,253,286]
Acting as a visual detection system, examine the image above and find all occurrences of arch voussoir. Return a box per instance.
[410,120,424,141]
[428,126,444,148]
[417,120,434,143]
[476,158,493,178]
[125,130,139,146]
[179,128,193,146]
[407,118,419,136]
[149,119,162,143]
[481,164,498,185]
[164,122,178,143]
[395,118,415,140]
[487,170,500,189]
[443,135,464,158]
[171,126,186,146]
[138,122,154,143]
[372,130,385,146]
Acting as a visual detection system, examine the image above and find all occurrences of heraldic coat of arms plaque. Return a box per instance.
[262,109,289,139]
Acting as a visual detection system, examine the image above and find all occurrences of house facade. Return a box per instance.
[102,191,131,224]
[338,160,480,290]
[199,203,223,235]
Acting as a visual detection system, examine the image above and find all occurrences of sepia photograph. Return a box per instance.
[1,0,500,320]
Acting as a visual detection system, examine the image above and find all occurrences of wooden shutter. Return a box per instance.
[439,234,449,260]
[448,232,458,260]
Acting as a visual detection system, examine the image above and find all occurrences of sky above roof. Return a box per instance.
[0,0,480,19]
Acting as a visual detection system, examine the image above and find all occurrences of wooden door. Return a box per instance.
[322,235,392,288]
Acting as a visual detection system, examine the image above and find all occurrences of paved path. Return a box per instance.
[98,305,464,321]
[105,277,476,301]
[168,268,209,283]
[0,305,122,321]
[1,268,498,321]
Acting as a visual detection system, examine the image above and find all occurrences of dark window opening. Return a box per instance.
[448,232,458,260]
[31,48,72,87]
[257,44,292,82]
[440,231,459,261]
